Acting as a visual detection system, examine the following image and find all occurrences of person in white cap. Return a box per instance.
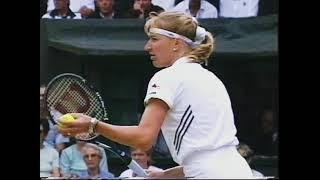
[59,11,253,178]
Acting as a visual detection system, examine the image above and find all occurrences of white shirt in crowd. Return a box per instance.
[119,166,163,178]
[171,0,218,19]
[219,0,259,18]
[47,0,95,13]
[152,0,176,11]
[40,146,59,177]
[42,12,82,19]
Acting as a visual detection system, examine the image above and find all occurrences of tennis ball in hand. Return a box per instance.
[59,114,76,128]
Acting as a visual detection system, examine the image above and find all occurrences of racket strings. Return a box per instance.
[46,74,108,140]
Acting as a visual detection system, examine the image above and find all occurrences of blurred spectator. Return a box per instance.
[42,0,82,19]
[40,118,60,178]
[171,0,218,19]
[79,143,115,179]
[112,0,131,17]
[41,0,49,18]
[254,108,278,156]
[237,143,264,178]
[45,125,70,155]
[125,0,164,19]
[119,147,163,178]
[47,0,95,18]
[60,139,109,177]
[87,0,122,19]
[219,0,259,18]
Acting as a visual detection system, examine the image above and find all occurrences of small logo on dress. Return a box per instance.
[152,84,160,89]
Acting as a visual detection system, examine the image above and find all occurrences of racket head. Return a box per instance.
[45,73,108,140]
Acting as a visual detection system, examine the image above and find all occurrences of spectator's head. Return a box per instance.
[237,143,254,164]
[54,0,70,10]
[134,0,152,11]
[40,118,50,146]
[144,11,215,68]
[96,0,115,15]
[130,147,153,169]
[260,109,275,134]
[82,143,103,170]
[140,0,151,10]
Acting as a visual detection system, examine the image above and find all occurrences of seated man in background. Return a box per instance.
[40,118,60,178]
[171,0,218,19]
[87,0,122,19]
[46,0,95,18]
[79,143,115,179]
[42,0,82,19]
[119,147,163,178]
[125,0,164,19]
[60,138,109,177]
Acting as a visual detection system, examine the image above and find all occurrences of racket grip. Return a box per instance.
[96,142,147,177]
[127,159,148,177]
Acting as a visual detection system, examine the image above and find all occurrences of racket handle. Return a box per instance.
[96,142,147,177]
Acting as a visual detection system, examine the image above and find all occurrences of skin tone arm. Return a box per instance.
[147,166,185,178]
[59,98,169,151]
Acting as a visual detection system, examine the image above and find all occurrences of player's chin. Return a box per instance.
[152,60,165,68]
[152,61,160,68]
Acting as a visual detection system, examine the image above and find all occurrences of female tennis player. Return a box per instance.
[59,11,253,178]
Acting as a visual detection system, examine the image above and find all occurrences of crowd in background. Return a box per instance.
[40,0,278,19]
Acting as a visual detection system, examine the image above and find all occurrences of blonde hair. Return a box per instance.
[144,11,215,64]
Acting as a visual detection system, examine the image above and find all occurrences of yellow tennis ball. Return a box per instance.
[59,114,76,128]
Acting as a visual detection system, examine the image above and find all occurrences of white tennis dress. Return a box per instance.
[144,57,253,178]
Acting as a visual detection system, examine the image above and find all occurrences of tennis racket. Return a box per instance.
[45,73,148,177]
[45,73,108,140]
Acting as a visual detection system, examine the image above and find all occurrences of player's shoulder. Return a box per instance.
[152,67,174,79]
